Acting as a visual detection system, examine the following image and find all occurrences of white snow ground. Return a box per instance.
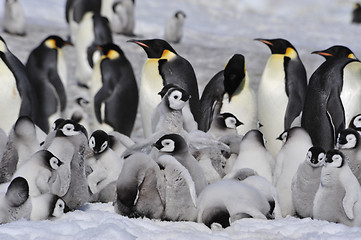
[1,0,361,239]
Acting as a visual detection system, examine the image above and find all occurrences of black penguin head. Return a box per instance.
[337,128,359,149]
[224,54,246,100]
[44,35,71,49]
[55,119,88,138]
[98,43,124,60]
[51,118,66,132]
[38,150,63,170]
[89,130,110,154]
[49,195,69,218]
[349,114,361,131]
[153,134,188,154]
[218,113,243,129]
[159,84,190,110]
[325,149,345,168]
[5,177,29,207]
[306,146,326,167]
[312,45,357,60]
[276,130,288,143]
[255,38,298,57]
[127,39,177,58]
[175,10,186,18]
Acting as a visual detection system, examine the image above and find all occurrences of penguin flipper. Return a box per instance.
[48,68,67,111]
[94,86,113,124]
[326,90,345,139]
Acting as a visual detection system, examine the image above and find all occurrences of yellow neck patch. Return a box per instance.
[45,39,57,49]
[285,47,297,59]
[161,49,176,60]
[348,53,357,59]
[107,49,120,60]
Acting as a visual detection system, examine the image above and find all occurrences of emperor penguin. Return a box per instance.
[164,10,186,44]
[352,3,361,23]
[313,149,361,227]
[291,146,326,218]
[30,193,69,221]
[301,57,357,151]
[312,46,361,127]
[0,36,37,134]
[26,35,70,133]
[111,0,136,36]
[199,54,256,135]
[0,177,31,224]
[229,130,275,183]
[255,38,307,157]
[273,127,313,217]
[337,128,361,184]
[197,178,273,229]
[115,152,165,219]
[2,0,26,36]
[43,120,89,210]
[90,43,138,136]
[86,130,124,197]
[127,39,201,137]
[153,133,208,195]
[349,114,361,135]
[0,116,42,183]
[207,112,243,140]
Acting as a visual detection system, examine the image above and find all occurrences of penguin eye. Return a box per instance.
[225,117,236,129]
[318,153,325,162]
[89,137,96,149]
[77,98,89,107]
[61,124,78,136]
[330,154,343,167]
[100,141,108,152]
[50,157,60,170]
[160,139,175,152]
[346,134,356,142]
[170,91,182,100]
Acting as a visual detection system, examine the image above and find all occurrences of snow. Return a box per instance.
[1,0,361,239]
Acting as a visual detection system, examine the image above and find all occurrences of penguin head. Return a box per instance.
[337,128,359,149]
[218,113,243,129]
[349,114,361,131]
[224,54,246,100]
[98,43,124,61]
[127,39,177,58]
[255,38,298,59]
[39,150,63,170]
[306,146,326,167]
[5,177,29,208]
[153,134,188,154]
[55,119,88,138]
[44,35,71,49]
[51,118,66,132]
[49,196,69,218]
[159,84,190,110]
[276,130,288,144]
[312,45,357,60]
[89,130,110,154]
[325,149,345,168]
[175,10,186,19]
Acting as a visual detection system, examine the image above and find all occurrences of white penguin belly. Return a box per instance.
[140,59,163,137]
[57,49,67,89]
[0,60,21,134]
[258,55,288,156]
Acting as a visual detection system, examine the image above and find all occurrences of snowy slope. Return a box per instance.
[1,0,361,239]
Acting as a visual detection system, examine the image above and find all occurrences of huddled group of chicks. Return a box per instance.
[0,0,361,231]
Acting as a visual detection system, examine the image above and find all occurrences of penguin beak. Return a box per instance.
[64,41,73,47]
[236,120,244,127]
[153,141,162,150]
[254,38,273,46]
[127,39,149,48]
[311,51,333,57]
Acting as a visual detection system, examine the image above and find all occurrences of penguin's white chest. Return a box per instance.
[0,59,21,134]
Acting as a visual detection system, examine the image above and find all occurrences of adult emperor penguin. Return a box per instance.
[2,0,26,36]
[111,0,136,36]
[0,177,31,224]
[337,128,361,184]
[312,45,361,127]
[301,57,357,151]
[153,133,208,195]
[90,43,138,136]
[43,120,89,210]
[291,146,325,218]
[349,114,361,135]
[115,152,165,219]
[352,3,361,23]
[0,36,37,134]
[30,193,69,221]
[127,38,201,137]
[0,116,42,183]
[255,38,307,157]
[273,127,313,217]
[313,149,361,227]
[164,10,186,44]
[26,35,70,133]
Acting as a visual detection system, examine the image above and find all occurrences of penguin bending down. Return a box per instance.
[0,177,31,224]
[2,0,26,36]
[128,39,201,137]
[164,11,186,44]
[255,38,307,157]
[26,35,70,133]
[313,150,361,227]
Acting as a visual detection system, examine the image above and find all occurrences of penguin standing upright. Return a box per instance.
[0,36,37,134]
[128,39,201,137]
[164,11,186,44]
[111,0,136,36]
[255,38,307,157]
[301,57,357,151]
[352,3,361,23]
[312,46,361,127]
[2,0,26,36]
[26,35,70,133]
[90,43,138,136]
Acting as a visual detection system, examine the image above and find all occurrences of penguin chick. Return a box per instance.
[207,112,243,140]
[87,130,124,196]
[291,146,326,218]
[164,10,186,44]
[0,177,31,224]
[352,2,361,23]
[111,0,136,36]
[2,0,26,36]
[313,149,361,227]
[30,193,69,221]
[349,114,361,135]
[337,128,361,184]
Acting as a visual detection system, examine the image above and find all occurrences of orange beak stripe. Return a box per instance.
[136,41,149,48]
[260,40,273,46]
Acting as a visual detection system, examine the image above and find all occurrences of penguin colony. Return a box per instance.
[0,0,361,230]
